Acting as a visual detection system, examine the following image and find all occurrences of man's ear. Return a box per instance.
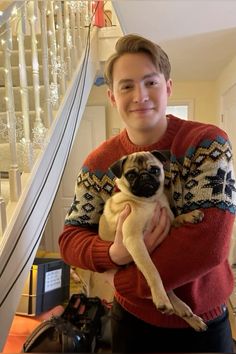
[107,89,116,106]
[166,79,172,97]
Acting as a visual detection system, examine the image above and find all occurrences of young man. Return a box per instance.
[59,34,236,352]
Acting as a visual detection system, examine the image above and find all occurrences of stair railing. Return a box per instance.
[0,0,94,237]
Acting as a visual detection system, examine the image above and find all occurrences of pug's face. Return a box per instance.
[110,151,167,198]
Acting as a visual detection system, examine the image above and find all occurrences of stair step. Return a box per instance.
[0,85,46,111]
[0,48,43,66]
[11,34,43,50]
[0,65,45,87]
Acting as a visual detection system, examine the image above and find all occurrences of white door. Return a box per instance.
[222,84,236,172]
[222,84,236,265]
[42,106,106,252]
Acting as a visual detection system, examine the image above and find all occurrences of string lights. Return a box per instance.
[0,0,96,165]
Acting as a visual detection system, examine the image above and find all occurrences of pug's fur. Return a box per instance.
[99,151,207,331]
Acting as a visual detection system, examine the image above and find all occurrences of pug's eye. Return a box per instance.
[125,171,138,182]
[149,166,160,175]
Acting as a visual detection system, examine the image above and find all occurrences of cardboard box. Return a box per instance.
[16,258,70,316]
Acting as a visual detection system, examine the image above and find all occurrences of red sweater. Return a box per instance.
[59,115,236,328]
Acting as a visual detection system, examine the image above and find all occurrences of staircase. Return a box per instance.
[0,0,105,349]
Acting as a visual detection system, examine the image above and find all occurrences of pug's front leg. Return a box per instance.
[172,210,204,227]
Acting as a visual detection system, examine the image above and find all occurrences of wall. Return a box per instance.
[87,85,123,139]
[87,80,218,139]
[170,81,218,125]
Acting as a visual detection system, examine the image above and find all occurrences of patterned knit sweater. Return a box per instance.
[59,115,236,328]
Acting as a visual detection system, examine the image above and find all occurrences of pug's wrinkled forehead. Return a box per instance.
[110,151,167,179]
[124,151,162,170]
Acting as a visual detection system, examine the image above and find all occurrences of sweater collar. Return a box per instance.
[119,115,182,153]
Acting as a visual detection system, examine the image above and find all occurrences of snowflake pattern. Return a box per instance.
[203,168,236,198]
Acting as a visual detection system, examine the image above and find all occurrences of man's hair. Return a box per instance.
[104,34,171,88]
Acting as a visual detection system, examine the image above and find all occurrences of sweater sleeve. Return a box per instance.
[114,132,236,297]
[59,155,120,272]
[114,208,235,297]
[58,225,117,271]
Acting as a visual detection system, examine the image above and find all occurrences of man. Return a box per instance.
[59,34,236,352]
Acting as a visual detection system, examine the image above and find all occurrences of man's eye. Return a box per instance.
[149,166,160,175]
[121,85,132,91]
[146,80,158,87]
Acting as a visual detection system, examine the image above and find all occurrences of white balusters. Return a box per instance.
[76,6,82,55]
[48,0,60,109]
[55,0,66,95]
[38,0,53,128]
[68,5,77,70]
[64,1,72,80]
[17,4,34,172]
[2,24,22,201]
[0,0,99,241]
[28,0,47,149]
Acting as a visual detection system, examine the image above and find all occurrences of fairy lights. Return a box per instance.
[49,82,59,106]
[32,121,48,149]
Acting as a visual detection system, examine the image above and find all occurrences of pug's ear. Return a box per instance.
[151,150,171,163]
[109,156,128,178]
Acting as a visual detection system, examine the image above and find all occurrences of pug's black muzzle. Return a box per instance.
[131,173,160,197]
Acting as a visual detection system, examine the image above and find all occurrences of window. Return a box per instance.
[167,100,194,120]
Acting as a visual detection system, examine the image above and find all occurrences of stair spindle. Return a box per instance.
[64,1,72,80]
[28,0,47,149]
[3,24,22,201]
[55,0,66,95]
[16,4,34,172]
[69,6,77,69]
[76,6,82,55]
[38,0,53,128]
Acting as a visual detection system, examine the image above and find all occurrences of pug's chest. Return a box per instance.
[99,194,131,241]
[99,191,172,241]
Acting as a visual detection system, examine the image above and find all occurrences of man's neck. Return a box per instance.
[126,117,168,146]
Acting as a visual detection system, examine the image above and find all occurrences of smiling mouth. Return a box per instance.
[130,108,154,113]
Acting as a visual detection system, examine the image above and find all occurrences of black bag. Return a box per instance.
[22,293,110,353]
[22,316,87,353]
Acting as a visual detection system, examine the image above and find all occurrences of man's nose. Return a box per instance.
[133,85,149,103]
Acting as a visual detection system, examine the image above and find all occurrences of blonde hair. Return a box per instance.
[104,34,171,88]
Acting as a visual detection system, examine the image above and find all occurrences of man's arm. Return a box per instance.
[113,207,235,297]
[59,225,117,272]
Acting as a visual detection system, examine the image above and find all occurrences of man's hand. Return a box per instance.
[109,204,171,266]
[144,206,171,253]
[109,204,132,265]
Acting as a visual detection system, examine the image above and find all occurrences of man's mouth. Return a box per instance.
[130,107,154,113]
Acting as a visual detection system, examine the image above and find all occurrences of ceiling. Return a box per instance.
[112,1,236,81]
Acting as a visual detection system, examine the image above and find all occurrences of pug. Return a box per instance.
[99,151,207,331]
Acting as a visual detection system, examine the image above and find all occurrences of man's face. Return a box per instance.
[108,52,172,135]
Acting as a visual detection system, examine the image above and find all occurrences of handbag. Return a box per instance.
[22,293,111,353]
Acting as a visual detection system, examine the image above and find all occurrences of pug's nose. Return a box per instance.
[140,173,150,181]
